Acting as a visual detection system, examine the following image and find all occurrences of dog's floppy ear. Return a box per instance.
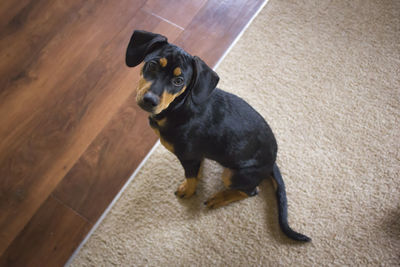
[190,56,219,105]
[125,30,168,67]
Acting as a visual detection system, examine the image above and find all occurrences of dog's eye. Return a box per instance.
[172,77,184,87]
[146,61,158,72]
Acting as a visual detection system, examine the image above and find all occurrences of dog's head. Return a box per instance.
[126,30,219,114]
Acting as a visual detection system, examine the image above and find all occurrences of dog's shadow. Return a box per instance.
[380,206,400,240]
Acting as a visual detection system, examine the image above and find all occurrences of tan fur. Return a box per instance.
[159,57,167,67]
[175,178,198,198]
[153,128,174,153]
[222,168,233,187]
[271,177,278,191]
[156,117,167,128]
[205,190,248,209]
[197,160,204,180]
[136,76,152,103]
[154,86,186,114]
[173,67,182,76]
[175,160,203,198]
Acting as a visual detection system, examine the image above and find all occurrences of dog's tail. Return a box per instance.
[271,162,311,242]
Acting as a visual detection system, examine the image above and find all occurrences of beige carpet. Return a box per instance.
[70,0,400,266]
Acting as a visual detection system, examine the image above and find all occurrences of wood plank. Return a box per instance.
[53,0,266,223]
[142,0,208,29]
[0,0,87,95]
[0,0,145,149]
[0,0,147,255]
[0,196,92,267]
[53,13,183,223]
[176,0,266,68]
[0,0,32,30]
[53,95,158,223]
[0,0,267,263]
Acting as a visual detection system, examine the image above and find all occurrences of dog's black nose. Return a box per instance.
[143,92,159,107]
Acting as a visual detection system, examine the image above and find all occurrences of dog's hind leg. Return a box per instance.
[204,189,249,209]
[205,168,260,209]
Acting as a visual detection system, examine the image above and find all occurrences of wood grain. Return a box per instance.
[53,12,183,223]
[0,0,145,149]
[53,0,267,229]
[176,0,265,67]
[0,0,147,254]
[0,0,86,96]
[0,0,31,29]
[142,0,208,29]
[0,0,266,264]
[0,196,92,267]
[53,95,157,223]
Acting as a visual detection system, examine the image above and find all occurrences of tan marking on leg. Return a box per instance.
[154,86,186,114]
[222,168,233,187]
[153,128,174,153]
[197,160,204,180]
[176,160,203,199]
[160,137,174,153]
[271,177,278,191]
[159,57,167,67]
[175,178,198,198]
[136,76,152,103]
[205,190,248,209]
[153,128,160,137]
[173,67,182,76]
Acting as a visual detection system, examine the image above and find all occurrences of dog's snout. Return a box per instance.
[143,92,159,107]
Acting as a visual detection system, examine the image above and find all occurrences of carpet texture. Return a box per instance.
[71,0,400,266]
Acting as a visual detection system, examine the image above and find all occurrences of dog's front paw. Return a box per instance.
[175,178,197,199]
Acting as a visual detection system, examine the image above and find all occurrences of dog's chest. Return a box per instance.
[149,117,175,153]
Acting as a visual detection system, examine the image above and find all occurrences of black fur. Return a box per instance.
[126,30,311,242]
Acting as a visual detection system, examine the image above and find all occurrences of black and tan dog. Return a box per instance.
[126,30,311,242]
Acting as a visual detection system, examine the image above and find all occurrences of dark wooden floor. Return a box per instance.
[0,0,265,266]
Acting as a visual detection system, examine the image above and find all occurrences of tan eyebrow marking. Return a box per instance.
[173,67,182,76]
[159,58,167,67]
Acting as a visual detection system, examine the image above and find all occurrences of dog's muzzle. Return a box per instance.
[139,92,160,112]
